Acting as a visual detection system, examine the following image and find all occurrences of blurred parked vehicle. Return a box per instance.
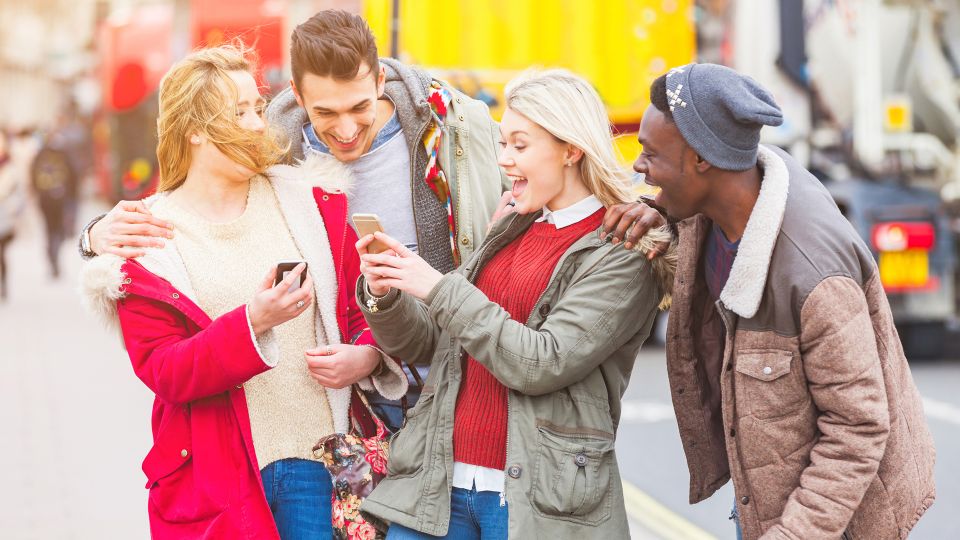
[708,0,960,357]
[93,0,285,202]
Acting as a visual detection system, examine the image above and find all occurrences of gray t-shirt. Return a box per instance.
[301,113,417,253]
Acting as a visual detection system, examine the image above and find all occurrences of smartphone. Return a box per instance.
[351,213,390,254]
[274,260,308,292]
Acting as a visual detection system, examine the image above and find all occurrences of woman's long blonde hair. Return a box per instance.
[505,69,676,308]
[155,43,285,192]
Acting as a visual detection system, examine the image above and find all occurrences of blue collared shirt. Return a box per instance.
[302,110,402,157]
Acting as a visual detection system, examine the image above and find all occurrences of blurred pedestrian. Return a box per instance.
[628,63,935,539]
[31,131,78,278]
[0,130,27,300]
[79,44,406,540]
[355,70,675,540]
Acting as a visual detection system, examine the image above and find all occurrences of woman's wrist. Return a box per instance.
[364,280,388,299]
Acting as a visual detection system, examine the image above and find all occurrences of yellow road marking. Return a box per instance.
[622,480,717,540]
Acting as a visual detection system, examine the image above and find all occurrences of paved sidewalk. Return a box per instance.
[0,200,153,539]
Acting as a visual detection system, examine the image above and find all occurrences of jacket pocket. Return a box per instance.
[144,442,228,524]
[387,393,433,478]
[531,425,615,525]
[735,349,806,419]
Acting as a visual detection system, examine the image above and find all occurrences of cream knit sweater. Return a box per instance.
[151,177,334,468]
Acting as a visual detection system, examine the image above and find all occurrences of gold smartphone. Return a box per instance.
[351,213,390,254]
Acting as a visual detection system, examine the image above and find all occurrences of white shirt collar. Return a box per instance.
[535,195,604,229]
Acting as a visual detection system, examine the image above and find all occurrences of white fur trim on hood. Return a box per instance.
[719,146,789,319]
[269,152,353,195]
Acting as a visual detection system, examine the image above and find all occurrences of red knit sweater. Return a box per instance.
[452,208,605,470]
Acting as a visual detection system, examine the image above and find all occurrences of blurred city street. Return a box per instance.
[4,1,960,538]
[2,195,959,539]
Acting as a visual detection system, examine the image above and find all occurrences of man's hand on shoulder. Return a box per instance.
[601,200,670,256]
[89,200,173,259]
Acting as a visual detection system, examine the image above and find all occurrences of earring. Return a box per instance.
[565,161,572,167]
[190,135,201,144]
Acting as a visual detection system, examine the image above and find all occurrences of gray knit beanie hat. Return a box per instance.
[663,63,783,171]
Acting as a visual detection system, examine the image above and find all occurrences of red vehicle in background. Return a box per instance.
[94,0,285,201]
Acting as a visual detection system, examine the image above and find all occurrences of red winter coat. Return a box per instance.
[92,170,397,539]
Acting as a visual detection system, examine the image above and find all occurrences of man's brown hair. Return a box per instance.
[290,10,379,88]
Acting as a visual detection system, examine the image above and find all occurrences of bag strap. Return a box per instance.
[404,358,425,389]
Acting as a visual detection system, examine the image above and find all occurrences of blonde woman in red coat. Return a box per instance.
[80,45,406,539]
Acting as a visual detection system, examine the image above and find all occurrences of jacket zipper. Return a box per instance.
[340,194,349,339]
[716,300,753,531]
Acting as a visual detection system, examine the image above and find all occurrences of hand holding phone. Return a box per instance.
[351,213,390,254]
[248,261,313,335]
[275,260,308,293]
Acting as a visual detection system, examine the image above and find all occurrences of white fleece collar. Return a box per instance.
[718,146,790,319]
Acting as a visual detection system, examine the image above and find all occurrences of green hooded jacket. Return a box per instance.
[356,210,670,539]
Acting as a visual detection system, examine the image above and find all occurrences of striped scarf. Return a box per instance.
[422,82,459,265]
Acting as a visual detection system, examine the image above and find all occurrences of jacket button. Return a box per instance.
[574,453,588,467]
[507,465,522,479]
[235,384,243,389]
[740,495,750,505]
[180,449,188,458]
[458,114,465,122]
[762,366,772,375]
[456,148,463,156]
[322,194,330,201]
[461,237,470,246]
[171,293,180,299]
[539,304,550,317]
[456,97,462,104]
[122,277,132,285]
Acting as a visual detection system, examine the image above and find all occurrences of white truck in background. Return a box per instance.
[700,0,960,357]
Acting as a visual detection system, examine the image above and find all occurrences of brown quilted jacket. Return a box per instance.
[666,146,936,540]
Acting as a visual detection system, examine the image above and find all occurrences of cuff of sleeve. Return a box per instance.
[355,345,408,400]
[245,305,280,368]
[356,275,401,314]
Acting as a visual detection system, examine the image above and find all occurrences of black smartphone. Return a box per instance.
[274,260,308,292]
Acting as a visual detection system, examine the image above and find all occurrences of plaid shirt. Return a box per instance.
[704,222,740,302]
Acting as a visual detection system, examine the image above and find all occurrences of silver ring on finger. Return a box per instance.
[296,300,305,309]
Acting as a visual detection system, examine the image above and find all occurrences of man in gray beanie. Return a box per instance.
[632,63,935,539]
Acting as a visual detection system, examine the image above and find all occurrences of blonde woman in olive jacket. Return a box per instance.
[354,70,676,540]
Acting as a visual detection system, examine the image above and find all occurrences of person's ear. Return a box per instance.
[376,65,386,98]
[564,145,584,167]
[694,153,711,174]
[290,78,305,108]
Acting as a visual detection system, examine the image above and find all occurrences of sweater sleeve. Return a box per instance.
[118,295,278,405]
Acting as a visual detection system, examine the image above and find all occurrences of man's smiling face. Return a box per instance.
[633,104,709,220]
[293,62,385,163]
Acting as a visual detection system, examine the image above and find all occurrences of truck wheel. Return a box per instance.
[897,322,946,360]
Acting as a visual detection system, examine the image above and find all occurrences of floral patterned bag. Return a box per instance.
[314,387,391,540]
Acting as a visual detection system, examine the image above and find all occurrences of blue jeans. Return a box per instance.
[260,458,333,540]
[386,487,508,540]
[730,500,742,540]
